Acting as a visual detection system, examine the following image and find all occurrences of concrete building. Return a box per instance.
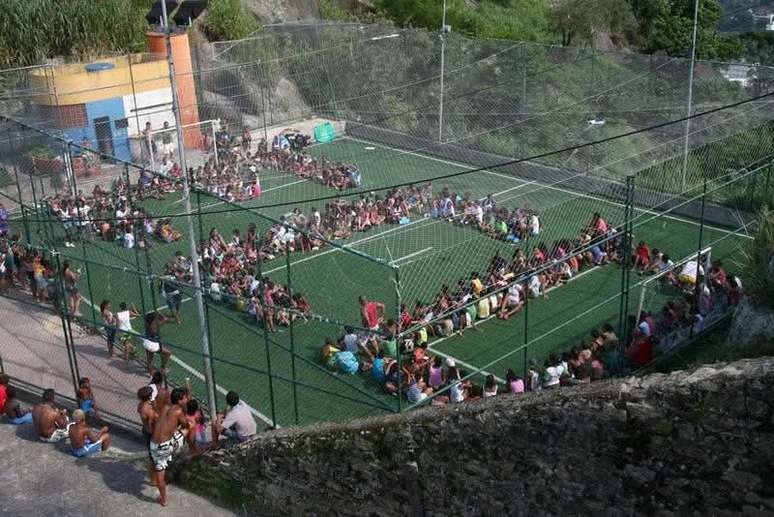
[30,31,200,162]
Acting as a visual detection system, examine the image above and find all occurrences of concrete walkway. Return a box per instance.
[0,423,236,516]
[0,291,236,516]
[0,291,147,428]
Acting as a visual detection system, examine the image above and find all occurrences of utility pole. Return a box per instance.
[160,0,217,420]
[680,0,700,193]
[438,0,448,143]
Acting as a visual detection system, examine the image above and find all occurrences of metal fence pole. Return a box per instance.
[256,258,278,428]
[437,0,448,143]
[522,277,529,381]
[79,241,98,328]
[143,243,158,311]
[12,166,31,243]
[160,0,218,421]
[618,176,635,344]
[689,178,708,339]
[394,266,402,413]
[53,252,81,397]
[197,189,220,408]
[124,165,148,314]
[284,249,299,425]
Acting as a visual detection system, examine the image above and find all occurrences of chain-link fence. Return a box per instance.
[0,22,772,431]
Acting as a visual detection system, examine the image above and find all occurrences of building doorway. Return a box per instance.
[93,116,114,159]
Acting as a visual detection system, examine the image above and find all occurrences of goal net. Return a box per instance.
[146,119,221,175]
[634,246,712,325]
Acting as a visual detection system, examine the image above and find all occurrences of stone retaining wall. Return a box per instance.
[170,357,774,516]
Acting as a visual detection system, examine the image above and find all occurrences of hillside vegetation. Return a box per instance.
[3,0,774,68]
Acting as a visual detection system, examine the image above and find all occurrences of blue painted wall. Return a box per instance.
[63,96,130,161]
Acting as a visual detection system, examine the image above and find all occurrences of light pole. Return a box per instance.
[680,0,700,193]
[160,0,218,420]
[438,0,448,143]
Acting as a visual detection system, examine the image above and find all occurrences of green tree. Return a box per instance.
[551,0,637,47]
[631,0,742,59]
[200,0,259,42]
[376,0,551,42]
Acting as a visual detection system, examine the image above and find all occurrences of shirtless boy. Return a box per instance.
[32,389,71,442]
[68,409,111,457]
[149,387,190,506]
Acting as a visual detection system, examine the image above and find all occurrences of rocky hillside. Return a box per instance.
[170,357,774,516]
[241,0,319,23]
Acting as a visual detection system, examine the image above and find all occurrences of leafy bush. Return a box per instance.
[200,0,259,42]
[320,0,355,21]
[741,208,774,309]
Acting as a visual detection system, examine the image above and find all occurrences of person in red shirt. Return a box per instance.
[0,374,8,414]
[709,261,727,291]
[634,241,651,272]
[627,334,653,366]
[359,296,385,331]
[399,303,413,331]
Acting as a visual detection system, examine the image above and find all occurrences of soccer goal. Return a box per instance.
[146,119,221,174]
[634,246,712,325]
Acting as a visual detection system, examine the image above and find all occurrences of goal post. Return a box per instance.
[634,246,712,325]
[147,119,221,174]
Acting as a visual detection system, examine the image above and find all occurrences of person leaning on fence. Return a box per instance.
[32,389,72,443]
[68,409,111,458]
[115,302,140,360]
[61,261,82,317]
[100,300,117,357]
[3,387,33,425]
[143,311,172,375]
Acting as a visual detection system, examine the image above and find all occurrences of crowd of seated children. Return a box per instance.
[429,189,542,243]
[46,176,185,250]
[398,213,621,340]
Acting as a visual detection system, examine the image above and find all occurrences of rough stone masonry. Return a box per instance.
[169,357,774,516]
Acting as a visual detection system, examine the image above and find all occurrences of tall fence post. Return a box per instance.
[53,251,81,397]
[284,249,299,425]
[79,241,98,327]
[256,258,278,428]
[194,190,218,408]
[143,241,158,311]
[690,178,708,339]
[618,175,635,344]
[393,266,402,413]
[124,165,148,314]
[28,170,40,231]
[12,166,31,244]
[522,277,529,381]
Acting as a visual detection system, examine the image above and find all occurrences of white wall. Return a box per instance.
[121,88,175,136]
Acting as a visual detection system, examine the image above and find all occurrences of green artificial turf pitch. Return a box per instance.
[34,136,751,427]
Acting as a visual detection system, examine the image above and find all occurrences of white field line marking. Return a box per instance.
[262,173,536,275]
[344,136,752,240]
[390,246,434,266]
[152,296,193,313]
[262,178,308,193]
[261,216,437,275]
[426,262,603,373]
[429,347,506,384]
[80,297,277,428]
